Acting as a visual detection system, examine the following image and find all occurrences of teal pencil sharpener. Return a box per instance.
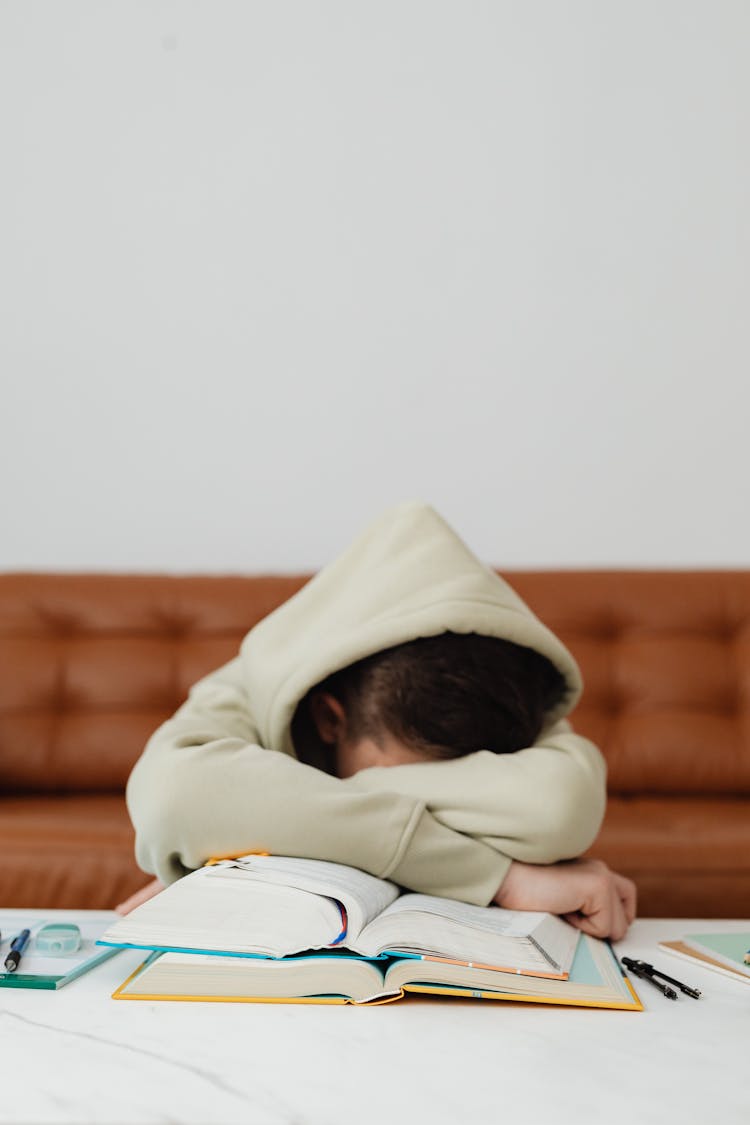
[35,923,81,955]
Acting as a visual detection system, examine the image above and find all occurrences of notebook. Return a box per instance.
[0,915,123,990]
[658,932,750,985]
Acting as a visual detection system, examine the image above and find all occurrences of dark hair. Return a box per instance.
[291,630,568,773]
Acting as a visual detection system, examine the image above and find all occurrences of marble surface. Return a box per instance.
[0,910,747,1125]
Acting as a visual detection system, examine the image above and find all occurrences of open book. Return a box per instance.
[113,931,641,1008]
[98,854,580,978]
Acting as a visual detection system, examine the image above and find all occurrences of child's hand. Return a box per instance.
[115,877,165,915]
[492,857,637,942]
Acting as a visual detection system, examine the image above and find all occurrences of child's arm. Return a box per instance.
[493,857,637,942]
[346,718,608,870]
[125,655,511,905]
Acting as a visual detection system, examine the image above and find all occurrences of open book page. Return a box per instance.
[223,855,400,941]
[100,857,398,956]
[119,949,397,1004]
[99,867,348,957]
[374,894,552,935]
[115,935,641,1008]
[385,934,641,1008]
[352,893,580,975]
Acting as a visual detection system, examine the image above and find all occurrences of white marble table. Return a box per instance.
[0,911,747,1125]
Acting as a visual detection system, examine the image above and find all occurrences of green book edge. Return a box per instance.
[0,944,121,990]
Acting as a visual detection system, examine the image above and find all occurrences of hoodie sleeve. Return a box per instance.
[347,718,608,871]
[125,656,511,906]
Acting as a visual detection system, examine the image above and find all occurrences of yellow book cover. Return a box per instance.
[113,934,642,1011]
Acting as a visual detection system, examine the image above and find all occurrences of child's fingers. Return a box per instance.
[562,911,610,939]
[613,872,638,924]
[562,881,629,942]
[562,911,587,930]
[559,891,629,945]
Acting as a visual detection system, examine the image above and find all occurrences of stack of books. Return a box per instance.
[98,854,643,1010]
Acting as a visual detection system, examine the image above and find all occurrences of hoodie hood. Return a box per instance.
[240,500,583,757]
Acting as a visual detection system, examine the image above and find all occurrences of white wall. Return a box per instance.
[2,1,748,572]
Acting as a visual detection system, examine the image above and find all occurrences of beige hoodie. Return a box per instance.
[126,501,607,906]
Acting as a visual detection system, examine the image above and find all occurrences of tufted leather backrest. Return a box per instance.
[1,571,748,797]
[0,574,307,795]
[517,571,750,797]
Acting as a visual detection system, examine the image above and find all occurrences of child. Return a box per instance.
[122,501,636,940]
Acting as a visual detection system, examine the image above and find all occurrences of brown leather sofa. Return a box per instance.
[1,571,748,917]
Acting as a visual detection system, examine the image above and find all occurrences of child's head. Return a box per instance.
[291,631,568,778]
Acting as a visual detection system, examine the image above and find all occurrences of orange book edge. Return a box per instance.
[204,850,270,865]
[420,954,568,980]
